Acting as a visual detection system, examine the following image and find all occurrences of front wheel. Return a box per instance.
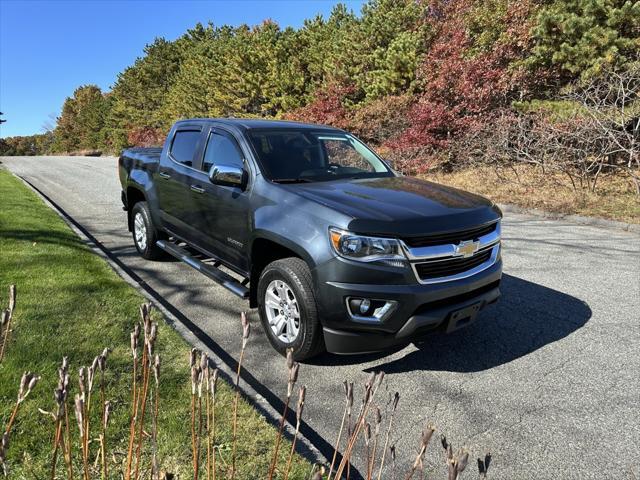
[257,257,324,361]
[131,201,165,260]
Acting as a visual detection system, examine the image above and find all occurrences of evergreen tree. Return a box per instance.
[527,0,640,81]
[107,36,185,152]
[53,85,108,152]
[356,0,430,99]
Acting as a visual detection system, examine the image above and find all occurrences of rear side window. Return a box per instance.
[170,130,200,167]
[202,131,244,173]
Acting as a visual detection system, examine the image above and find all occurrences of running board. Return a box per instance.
[156,240,249,299]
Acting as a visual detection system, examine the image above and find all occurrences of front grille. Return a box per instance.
[403,222,497,248]
[414,248,493,280]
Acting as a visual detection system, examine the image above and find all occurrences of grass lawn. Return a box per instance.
[0,168,311,479]
[428,165,640,224]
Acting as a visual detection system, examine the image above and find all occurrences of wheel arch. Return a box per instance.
[249,234,314,308]
[125,185,146,231]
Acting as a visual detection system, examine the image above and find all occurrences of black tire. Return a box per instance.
[257,257,324,361]
[131,201,165,260]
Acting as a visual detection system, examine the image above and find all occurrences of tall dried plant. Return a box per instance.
[74,392,89,480]
[151,354,161,480]
[329,381,353,477]
[0,284,17,362]
[208,368,219,480]
[96,348,110,480]
[404,423,435,480]
[441,437,469,480]
[0,433,9,477]
[1,371,39,477]
[60,358,73,480]
[199,353,210,480]
[84,355,99,465]
[267,348,299,480]
[310,466,325,480]
[49,357,70,480]
[230,312,250,480]
[0,311,9,363]
[100,401,111,480]
[364,422,372,480]
[190,350,201,479]
[125,322,141,480]
[332,372,385,480]
[376,392,400,480]
[282,385,306,480]
[5,372,40,434]
[367,406,382,480]
[134,304,157,480]
[194,352,207,480]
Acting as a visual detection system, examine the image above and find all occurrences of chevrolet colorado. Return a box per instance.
[118,118,502,360]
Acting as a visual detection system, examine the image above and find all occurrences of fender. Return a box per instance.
[249,229,316,269]
[125,169,162,231]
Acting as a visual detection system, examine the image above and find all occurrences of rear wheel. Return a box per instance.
[131,201,165,260]
[257,257,324,360]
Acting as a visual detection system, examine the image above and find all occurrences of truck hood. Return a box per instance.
[287,176,501,236]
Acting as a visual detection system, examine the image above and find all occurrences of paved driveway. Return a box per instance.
[2,156,639,479]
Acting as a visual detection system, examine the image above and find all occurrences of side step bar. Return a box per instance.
[156,240,249,299]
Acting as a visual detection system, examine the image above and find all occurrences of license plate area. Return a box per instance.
[446,302,482,333]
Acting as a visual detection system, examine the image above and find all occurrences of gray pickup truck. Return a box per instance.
[118,118,502,359]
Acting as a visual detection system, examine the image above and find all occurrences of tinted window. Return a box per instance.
[202,131,244,173]
[170,130,200,166]
[247,129,391,182]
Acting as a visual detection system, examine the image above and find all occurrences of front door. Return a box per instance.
[190,126,252,273]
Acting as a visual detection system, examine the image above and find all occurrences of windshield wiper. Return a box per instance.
[271,178,314,184]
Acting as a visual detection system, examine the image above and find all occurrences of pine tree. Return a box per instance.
[53,85,109,152]
[527,0,640,82]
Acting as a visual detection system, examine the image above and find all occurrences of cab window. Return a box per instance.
[170,130,200,167]
[202,131,244,173]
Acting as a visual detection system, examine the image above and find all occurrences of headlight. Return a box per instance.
[329,228,406,265]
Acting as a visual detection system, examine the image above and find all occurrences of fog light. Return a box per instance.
[346,297,398,323]
[359,298,371,314]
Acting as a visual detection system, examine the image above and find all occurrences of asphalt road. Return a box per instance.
[2,156,639,479]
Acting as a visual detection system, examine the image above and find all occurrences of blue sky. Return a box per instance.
[0,0,366,138]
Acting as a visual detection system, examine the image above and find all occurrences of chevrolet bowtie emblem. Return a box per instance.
[456,240,479,258]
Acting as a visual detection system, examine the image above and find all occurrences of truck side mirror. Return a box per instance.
[209,164,247,189]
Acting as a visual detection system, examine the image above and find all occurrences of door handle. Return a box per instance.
[158,171,171,179]
[190,185,205,194]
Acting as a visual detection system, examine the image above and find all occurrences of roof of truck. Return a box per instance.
[174,117,342,131]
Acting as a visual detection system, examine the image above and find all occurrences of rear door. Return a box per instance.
[156,126,204,240]
[190,125,252,273]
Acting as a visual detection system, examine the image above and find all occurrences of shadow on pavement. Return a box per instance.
[312,274,591,372]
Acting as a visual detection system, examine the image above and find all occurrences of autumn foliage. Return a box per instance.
[2,0,637,192]
[126,127,166,149]
[397,0,536,148]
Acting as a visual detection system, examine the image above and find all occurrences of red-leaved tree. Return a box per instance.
[285,82,357,130]
[127,127,166,148]
[395,0,536,150]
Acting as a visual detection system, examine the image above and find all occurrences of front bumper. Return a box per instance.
[316,257,502,354]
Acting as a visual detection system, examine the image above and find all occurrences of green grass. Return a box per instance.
[0,168,311,479]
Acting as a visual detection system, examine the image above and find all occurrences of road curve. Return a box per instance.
[2,156,639,479]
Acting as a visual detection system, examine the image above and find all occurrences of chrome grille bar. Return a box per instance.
[400,222,501,261]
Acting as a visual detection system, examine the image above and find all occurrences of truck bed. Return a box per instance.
[119,147,162,179]
[121,147,162,164]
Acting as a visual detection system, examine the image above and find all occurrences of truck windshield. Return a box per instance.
[246,129,393,183]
